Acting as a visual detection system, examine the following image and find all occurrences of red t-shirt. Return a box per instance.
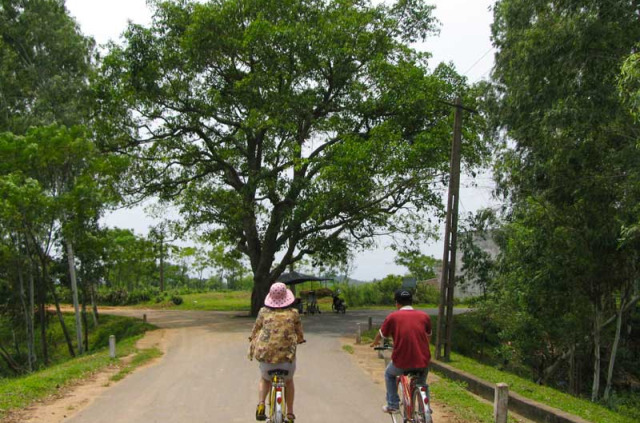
[380,308,432,369]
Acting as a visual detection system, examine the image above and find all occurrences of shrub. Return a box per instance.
[171,295,183,305]
[415,282,440,304]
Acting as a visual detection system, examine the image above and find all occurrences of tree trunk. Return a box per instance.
[15,253,33,372]
[46,267,76,358]
[38,271,48,365]
[159,236,165,292]
[591,302,602,402]
[0,341,21,374]
[539,294,640,384]
[65,241,84,354]
[89,280,99,326]
[81,296,89,352]
[569,345,577,395]
[251,275,271,316]
[28,263,36,367]
[604,291,627,402]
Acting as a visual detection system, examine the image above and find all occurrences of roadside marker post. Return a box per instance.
[494,383,509,423]
[368,316,373,331]
[109,335,116,359]
[143,314,147,323]
[356,323,362,344]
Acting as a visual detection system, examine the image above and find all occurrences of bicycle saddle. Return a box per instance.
[268,369,289,376]
[402,369,426,376]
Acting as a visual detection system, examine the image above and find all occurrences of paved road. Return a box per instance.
[63,309,378,422]
[66,307,464,423]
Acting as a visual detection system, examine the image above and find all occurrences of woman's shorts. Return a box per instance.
[259,360,296,381]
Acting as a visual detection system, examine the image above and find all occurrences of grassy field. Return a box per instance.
[143,290,252,311]
[429,373,523,423]
[0,315,159,419]
[141,290,439,312]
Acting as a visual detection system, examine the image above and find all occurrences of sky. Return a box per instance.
[65,0,499,281]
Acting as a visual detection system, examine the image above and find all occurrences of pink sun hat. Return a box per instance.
[264,282,295,308]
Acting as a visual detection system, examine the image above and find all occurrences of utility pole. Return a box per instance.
[435,97,463,361]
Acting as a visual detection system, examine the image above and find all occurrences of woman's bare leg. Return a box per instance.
[259,377,271,403]
[285,379,295,415]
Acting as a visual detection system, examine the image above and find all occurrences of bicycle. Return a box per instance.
[266,369,289,423]
[374,346,434,423]
[265,340,305,423]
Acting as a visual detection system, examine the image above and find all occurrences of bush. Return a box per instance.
[415,281,440,304]
[171,295,183,305]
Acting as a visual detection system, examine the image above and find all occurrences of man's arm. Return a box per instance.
[370,329,385,347]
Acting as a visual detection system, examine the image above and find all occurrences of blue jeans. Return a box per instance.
[384,362,428,409]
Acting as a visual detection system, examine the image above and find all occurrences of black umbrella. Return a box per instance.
[276,271,330,286]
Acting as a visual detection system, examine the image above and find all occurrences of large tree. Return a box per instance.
[96,0,487,315]
[489,0,640,399]
[0,0,94,134]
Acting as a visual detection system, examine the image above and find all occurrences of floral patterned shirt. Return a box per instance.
[248,307,304,364]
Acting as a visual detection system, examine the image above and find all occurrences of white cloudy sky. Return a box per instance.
[65,0,498,281]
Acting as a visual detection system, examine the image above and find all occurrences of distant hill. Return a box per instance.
[328,275,369,285]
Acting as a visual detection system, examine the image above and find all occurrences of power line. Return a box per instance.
[463,46,495,76]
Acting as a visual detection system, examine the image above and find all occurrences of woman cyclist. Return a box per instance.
[248,282,304,422]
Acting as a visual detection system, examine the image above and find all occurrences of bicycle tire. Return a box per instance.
[277,385,287,423]
[397,377,407,421]
[412,386,432,423]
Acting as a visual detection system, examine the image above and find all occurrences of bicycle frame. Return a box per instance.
[375,346,433,423]
[267,371,287,423]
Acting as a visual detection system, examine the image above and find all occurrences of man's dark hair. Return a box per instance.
[394,289,413,306]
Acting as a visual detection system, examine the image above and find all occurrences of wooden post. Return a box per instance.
[368,317,373,331]
[494,383,509,423]
[356,323,362,344]
[436,97,463,361]
[109,335,116,358]
[143,314,147,323]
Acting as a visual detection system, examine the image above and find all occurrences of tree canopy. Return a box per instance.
[96,0,487,314]
[487,0,640,400]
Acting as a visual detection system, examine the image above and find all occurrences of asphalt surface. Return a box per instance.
[64,307,459,423]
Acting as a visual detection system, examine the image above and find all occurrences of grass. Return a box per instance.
[429,374,522,423]
[342,344,354,354]
[0,313,157,419]
[143,291,251,311]
[110,347,162,382]
[443,351,636,423]
[0,334,155,418]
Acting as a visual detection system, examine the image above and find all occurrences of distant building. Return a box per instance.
[431,231,499,299]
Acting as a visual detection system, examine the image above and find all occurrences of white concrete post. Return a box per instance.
[494,383,509,423]
[356,323,361,344]
[109,335,116,358]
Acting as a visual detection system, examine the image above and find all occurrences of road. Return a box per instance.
[63,308,457,423]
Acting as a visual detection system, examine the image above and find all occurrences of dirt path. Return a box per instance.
[9,309,461,423]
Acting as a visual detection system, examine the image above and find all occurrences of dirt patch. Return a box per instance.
[1,329,168,423]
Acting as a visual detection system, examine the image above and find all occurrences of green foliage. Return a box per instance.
[486,0,640,399]
[0,0,95,133]
[171,295,183,305]
[0,334,152,418]
[393,248,439,281]
[95,0,488,314]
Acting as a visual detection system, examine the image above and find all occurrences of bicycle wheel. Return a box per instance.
[412,386,433,423]
[397,378,407,420]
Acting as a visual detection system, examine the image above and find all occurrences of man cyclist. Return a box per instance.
[370,289,432,414]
